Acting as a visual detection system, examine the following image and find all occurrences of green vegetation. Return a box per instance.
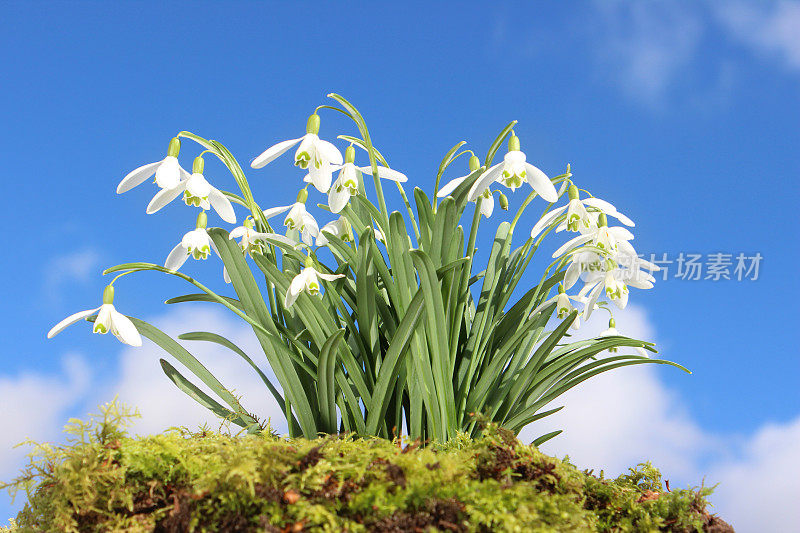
[2,403,732,532]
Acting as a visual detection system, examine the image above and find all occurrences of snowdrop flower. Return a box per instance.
[326,146,408,213]
[47,285,142,347]
[529,284,582,329]
[317,216,353,247]
[262,190,319,246]
[468,134,558,203]
[563,250,605,290]
[578,267,631,320]
[600,318,648,357]
[164,212,225,276]
[229,218,271,255]
[531,185,634,239]
[285,258,345,307]
[251,113,343,193]
[438,155,495,218]
[117,137,190,193]
[147,157,236,223]
[552,214,635,258]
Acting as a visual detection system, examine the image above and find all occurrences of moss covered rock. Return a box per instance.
[2,405,732,532]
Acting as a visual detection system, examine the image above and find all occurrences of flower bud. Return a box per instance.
[192,156,205,174]
[296,188,308,203]
[568,184,580,201]
[306,113,320,135]
[196,210,208,229]
[498,192,509,210]
[608,318,616,328]
[345,145,355,164]
[167,137,181,158]
[102,284,115,304]
[508,134,521,152]
[468,155,480,172]
[598,213,608,227]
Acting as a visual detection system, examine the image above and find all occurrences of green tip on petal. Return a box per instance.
[192,156,204,174]
[508,134,520,152]
[296,188,308,203]
[345,145,355,164]
[196,210,208,229]
[167,137,181,158]
[468,155,480,172]
[102,284,115,304]
[306,113,321,135]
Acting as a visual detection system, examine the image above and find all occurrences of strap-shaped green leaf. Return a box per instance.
[317,329,346,434]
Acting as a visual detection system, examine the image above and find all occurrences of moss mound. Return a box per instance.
[2,404,732,532]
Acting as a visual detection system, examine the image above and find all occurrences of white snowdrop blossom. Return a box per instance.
[531,185,635,239]
[263,195,319,246]
[164,213,228,280]
[438,156,495,218]
[146,157,236,223]
[468,135,558,203]
[551,219,635,259]
[317,217,353,247]
[46,286,142,347]
[600,319,648,357]
[117,138,190,193]
[251,114,343,193]
[529,285,583,329]
[229,219,272,255]
[285,263,345,307]
[326,146,407,213]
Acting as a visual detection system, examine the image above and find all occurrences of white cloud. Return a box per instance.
[519,304,714,479]
[707,416,800,532]
[714,0,800,72]
[0,354,91,476]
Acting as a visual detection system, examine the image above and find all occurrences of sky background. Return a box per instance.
[1,1,799,530]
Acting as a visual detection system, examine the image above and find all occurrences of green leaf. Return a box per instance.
[317,329,346,434]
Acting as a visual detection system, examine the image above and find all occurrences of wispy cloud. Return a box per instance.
[713,0,800,72]
[42,248,102,304]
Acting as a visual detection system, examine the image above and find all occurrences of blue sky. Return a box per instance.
[1,1,798,529]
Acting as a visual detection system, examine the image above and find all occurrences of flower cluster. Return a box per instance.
[48,103,654,362]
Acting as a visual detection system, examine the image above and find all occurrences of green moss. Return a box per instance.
[2,403,731,532]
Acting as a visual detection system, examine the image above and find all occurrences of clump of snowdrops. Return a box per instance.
[48,94,686,443]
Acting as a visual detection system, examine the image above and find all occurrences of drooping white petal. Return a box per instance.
[608,226,635,242]
[251,137,304,169]
[552,234,593,258]
[223,266,231,284]
[110,309,142,346]
[437,175,468,198]
[262,204,294,220]
[530,205,569,239]
[373,166,408,182]
[523,163,558,202]
[328,186,351,214]
[47,307,101,338]
[564,261,582,290]
[583,282,605,321]
[315,139,344,165]
[468,163,503,201]
[208,188,236,223]
[285,271,307,307]
[154,156,182,189]
[146,184,186,214]
[528,295,558,318]
[308,164,333,193]
[228,226,247,239]
[317,272,345,281]
[480,195,494,218]
[165,242,189,271]
[117,161,161,193]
